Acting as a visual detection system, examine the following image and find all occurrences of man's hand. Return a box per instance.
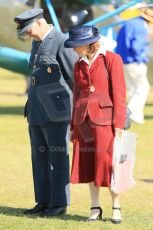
[69,130,74,142]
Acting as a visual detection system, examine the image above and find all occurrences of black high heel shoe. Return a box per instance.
[111,207,122,224]
[86,206,103,221]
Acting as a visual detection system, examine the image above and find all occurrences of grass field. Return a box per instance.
[0,68,153,230]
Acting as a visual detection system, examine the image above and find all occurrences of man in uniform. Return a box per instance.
[14,8,77,216]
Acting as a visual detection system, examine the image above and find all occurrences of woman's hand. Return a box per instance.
[115,128,124,136]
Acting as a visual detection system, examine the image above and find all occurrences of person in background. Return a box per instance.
[116,7,153,124]
[64,25,126,224]
[14,8,77,217]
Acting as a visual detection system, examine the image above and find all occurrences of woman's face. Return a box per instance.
[73,45,90,56]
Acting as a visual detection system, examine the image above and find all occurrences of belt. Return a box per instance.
[31,76,36,85]
[31,76,55,86]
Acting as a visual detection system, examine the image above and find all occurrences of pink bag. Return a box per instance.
[111,160,136,193]
[110,131,137,194]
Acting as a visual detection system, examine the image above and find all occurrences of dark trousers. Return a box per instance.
[29,123,70,206]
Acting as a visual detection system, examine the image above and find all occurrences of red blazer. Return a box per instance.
[71,51,126,129]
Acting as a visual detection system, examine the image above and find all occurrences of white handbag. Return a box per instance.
[110,131,137,194]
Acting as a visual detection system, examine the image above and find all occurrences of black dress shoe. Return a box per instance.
[24,203,49,215]
[111,207,122,224]
[40,206,67,217]
[86,206,103,221]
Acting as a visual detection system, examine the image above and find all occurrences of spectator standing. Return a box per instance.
[116,8,153,124]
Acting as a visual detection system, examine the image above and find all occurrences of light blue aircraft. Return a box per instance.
[0,0,146,75]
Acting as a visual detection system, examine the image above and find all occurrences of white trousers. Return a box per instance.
[124,63,150,124]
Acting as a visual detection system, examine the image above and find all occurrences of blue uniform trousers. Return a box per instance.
[29,123,70,206]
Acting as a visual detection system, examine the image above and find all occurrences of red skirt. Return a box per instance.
[71,117,115,187]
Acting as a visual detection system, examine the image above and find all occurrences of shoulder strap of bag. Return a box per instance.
[102,54,113,91]
[102,53,131,130]
[103,54,109,79]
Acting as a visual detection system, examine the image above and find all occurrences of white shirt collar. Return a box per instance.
[42,25,54,41]
[79,36,106,67]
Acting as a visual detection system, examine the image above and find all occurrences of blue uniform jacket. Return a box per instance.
[116,17,149,64]
[25,27,77,125]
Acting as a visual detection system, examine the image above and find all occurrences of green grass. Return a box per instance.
[0,68,153,230]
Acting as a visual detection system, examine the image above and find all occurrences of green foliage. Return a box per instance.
[0,68,153,230]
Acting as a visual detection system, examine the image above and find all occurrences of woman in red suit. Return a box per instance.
[64,26,126,224]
